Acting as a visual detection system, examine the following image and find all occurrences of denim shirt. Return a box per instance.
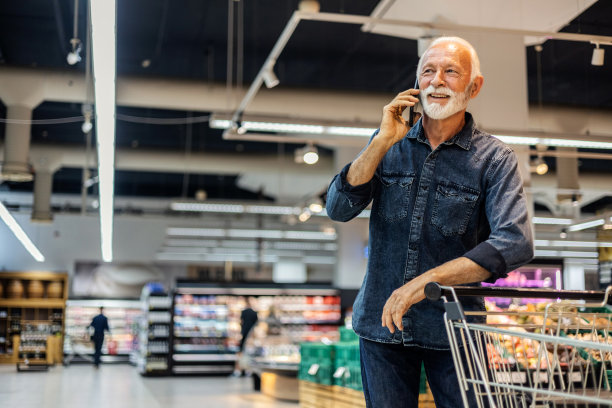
[326,113,534,349]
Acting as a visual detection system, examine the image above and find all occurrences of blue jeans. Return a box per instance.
[359,337,480,408]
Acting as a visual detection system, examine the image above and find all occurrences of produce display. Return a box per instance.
[483,302,612,373]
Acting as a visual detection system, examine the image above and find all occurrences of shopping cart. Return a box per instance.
[424,283,612,408]
[63,332,94,365]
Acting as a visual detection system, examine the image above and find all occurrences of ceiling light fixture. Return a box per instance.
[534,240,612,248]
[308,201,323,213]
[567,218,605,232]
[81,106,93,134]
[0,202,45,262]
[262,60,280,88]
[534,250,598,258]
[67,39,82,65]
[90,0,117,262]
[532,217,573,225]
[67,0,82,65]
[530,156,549,175]
[298,208,312,222]
[294,144,319,165]
[263,66,280,89]
[213,116,612,150]
[591,43,605,66]
[166,227,336,241]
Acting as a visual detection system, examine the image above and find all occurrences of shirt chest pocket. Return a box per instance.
[376,173,415,222]
[431,181,480,236]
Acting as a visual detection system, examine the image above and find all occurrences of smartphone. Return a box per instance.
[409,77,420,127]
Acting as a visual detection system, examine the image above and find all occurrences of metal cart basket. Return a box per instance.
[424,283,612,408]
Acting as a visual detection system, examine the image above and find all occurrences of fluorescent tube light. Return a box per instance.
[170,202,245,213]
[494,135,612,150]
[532,217,573,225]
[534,250,598,258]
[246,205,300,215]
[167,228,226,237]
[90,0,117,262]
[213,117,612,150]
[534,240,612,248]
[0,202,45,262]
[170,202,302,216]
[567,218,605,232]
[166,227,337,241]
[242,121,324,134]
[327,126,376,136]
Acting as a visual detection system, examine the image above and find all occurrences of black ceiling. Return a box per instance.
[0,0,611,203]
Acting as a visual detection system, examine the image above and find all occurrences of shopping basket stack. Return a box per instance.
[425,283,612,408]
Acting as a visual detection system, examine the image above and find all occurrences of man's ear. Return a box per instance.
[470,76,484,99]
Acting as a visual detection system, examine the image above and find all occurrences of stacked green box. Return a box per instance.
[339,326,359,342]
[419,362,428,394]
[333,341,362,391]
[298,342,335,385]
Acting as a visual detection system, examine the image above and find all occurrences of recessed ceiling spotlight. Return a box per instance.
[141,59,151,68]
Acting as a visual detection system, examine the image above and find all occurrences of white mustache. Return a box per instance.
[423,85,454,97]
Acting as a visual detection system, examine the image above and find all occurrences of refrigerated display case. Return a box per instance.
[63,299,142,363]
[171,282,342,375]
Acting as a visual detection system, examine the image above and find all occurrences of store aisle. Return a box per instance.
[0,365,298,408]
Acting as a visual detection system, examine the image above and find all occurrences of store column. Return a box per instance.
[462,31,535,227]
[332,146,369,290]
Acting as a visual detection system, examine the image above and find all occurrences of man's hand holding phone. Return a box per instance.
[377,88,420,148]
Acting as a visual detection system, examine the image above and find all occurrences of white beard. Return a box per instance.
[420,84,471,120]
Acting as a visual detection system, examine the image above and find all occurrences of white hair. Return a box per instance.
[416,36,481,83]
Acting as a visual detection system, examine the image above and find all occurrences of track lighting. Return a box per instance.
[308,201,323,213]
[591,43,605,66]
[262,58,279,89]
[263,66,280,88]
[82,114,93,134]
[67,38,82,65]
[530,156,548,175]
[298,208,312,222]
[294,144,319,165]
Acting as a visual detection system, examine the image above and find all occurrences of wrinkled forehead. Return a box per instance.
[421,41,472,72]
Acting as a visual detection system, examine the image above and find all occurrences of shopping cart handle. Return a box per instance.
[424,282,612,304]
[424,282,444,301]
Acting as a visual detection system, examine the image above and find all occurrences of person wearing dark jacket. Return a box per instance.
[89,307,110,368]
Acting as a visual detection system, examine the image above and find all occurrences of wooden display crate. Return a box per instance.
[332,385,366,408]
[300,380,437,408]
[299,381,334,408]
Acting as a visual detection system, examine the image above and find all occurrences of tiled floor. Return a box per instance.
[0,364,299,408]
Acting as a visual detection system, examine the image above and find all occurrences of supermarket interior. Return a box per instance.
[1,1,612,407]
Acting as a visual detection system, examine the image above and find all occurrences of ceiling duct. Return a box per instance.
[1,106,35,182]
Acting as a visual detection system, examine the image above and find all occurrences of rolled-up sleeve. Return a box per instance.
[326,162,375,222]
[464,148,534,283]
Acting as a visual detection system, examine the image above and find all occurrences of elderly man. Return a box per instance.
[326,37,534,407]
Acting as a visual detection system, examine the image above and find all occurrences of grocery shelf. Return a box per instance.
[172,353,237,362]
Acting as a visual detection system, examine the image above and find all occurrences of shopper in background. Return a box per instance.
[234,297,258,377]
[326,36,534,407]
[88,306,110,369]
